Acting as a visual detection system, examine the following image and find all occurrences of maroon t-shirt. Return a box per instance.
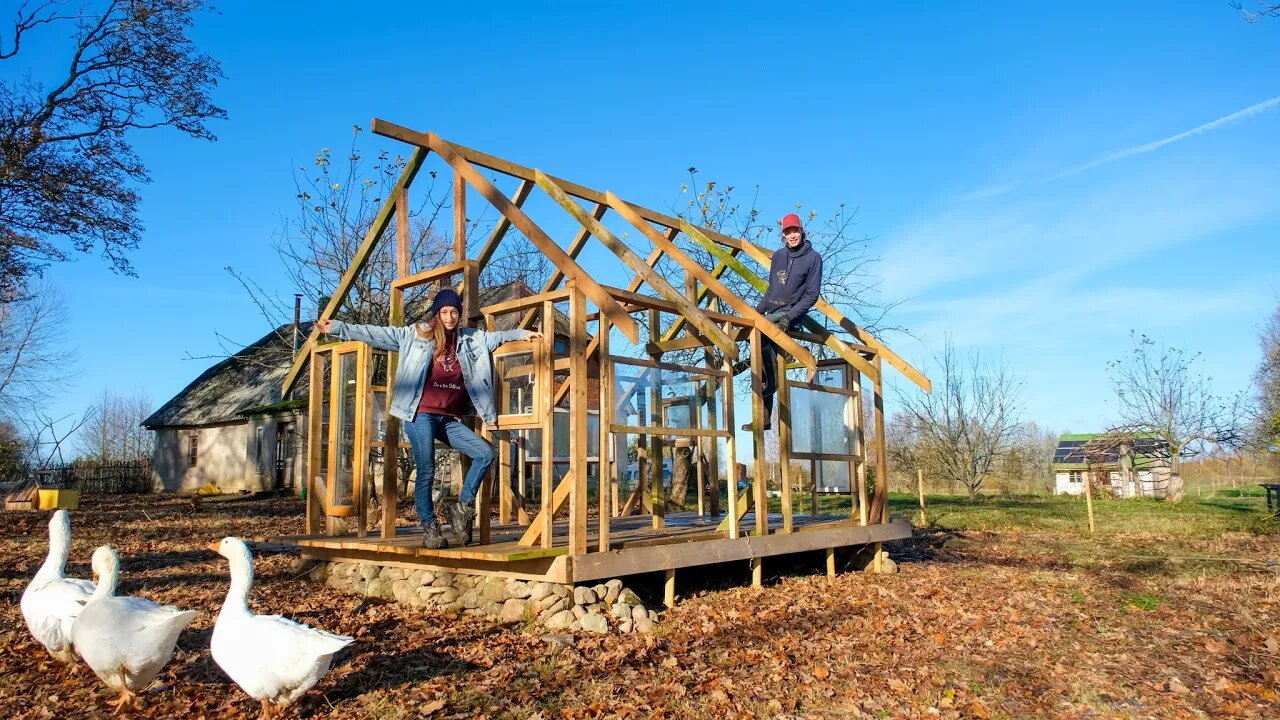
[416,342,471,418]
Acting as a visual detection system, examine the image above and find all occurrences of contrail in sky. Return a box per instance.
[1050,94,1280,180]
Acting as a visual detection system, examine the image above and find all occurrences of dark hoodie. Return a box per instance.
[755,239,823,325]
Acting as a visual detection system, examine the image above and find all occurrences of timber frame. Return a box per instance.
[274,120,930,599]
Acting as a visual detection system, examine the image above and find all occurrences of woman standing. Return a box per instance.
[317,289,541,548]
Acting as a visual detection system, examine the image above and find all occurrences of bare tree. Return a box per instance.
[0,282,76,415]
[224,126,453,361]
[665,171,901,337]
[0,417,25,480]
[76,388,154,461]
[1105,332,1242,502]
[0,0,226,300]
[1253,303,1280,453]
[895,341,1024,498]
[1232,1,1280,22]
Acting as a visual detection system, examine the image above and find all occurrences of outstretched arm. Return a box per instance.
[483,328,542,352]
[320,319,411,351]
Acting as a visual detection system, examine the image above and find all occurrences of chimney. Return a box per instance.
[292,294,303,359]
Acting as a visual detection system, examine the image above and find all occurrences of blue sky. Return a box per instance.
[21,1,1280,438]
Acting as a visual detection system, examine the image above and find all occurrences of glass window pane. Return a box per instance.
[790,386,853,455]
[334,351,357,507]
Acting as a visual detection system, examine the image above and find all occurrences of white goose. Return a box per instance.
[71,546,198,713]
[210,537,354,720]
[21,509,94,663]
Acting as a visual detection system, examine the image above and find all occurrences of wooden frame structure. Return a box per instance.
[275,121,930,597]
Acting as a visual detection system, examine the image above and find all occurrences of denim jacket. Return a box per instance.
[329,321,533,424]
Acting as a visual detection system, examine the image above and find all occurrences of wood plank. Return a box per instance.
[539,301,556,547]
[543,203,608,292]
[453,169,466,260]
[571,519,912,582]
[777,357,793,534]
[282,147,428,397]
[382,188,410,539]
[611,355,727,377]
[417,131,640,342]
[474,179,533,271]
[480,288,571,316]
[533,170,735,358]
[598,314,613,551]
[608,195,815,375]
[648,308,664,530]
[390,260,473,291]
[608,424,730,439]
[567,282,589,556]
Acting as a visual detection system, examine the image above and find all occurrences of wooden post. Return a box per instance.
[751,557,763,588]
[872,355,888,571]
[598,314,612,551]
[853,369,867,526]
[649,308,666,530]
[305,350,324,535]
[777,357,794,534]
[380,188,411,539]
[917,467,927,526]
[749,329,768,537]
[477,421,492,545]
[722,329,739,539]
[1084,469,1096,534]
[826,548,836,577]
[664,568,676,608]
[567,281,589,556]
[453,169,466,260]
[498,430,512,525]
[539,300,555,548]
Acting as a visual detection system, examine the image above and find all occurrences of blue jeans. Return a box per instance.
[403,413,495,527]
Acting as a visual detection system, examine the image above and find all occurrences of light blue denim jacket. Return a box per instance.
[329,321,533,424]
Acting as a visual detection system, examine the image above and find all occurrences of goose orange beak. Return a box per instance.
[207,542,220,553]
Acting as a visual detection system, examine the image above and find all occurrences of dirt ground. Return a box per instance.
[1,493,1277,719]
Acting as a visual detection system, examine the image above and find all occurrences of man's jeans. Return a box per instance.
[403,413,495,527]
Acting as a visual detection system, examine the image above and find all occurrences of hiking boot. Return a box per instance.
[421,522,448,549]
[449,502,477,547]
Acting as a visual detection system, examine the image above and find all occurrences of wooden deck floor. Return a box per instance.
[264,512,912,583]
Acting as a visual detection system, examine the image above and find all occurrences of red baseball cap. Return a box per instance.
[781,213,803,232]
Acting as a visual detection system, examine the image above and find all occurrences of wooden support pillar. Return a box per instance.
[379,188,411,539]
[749,329,768,537]
[453,169,466,260]
[917,467,927,526]
[305,349,324,535]
[649,309,665,530]
[597,314,613,551]
[477,421,492,545]
[777,356,794,534]
[664,568,676,608]
[751,557,763,588]
[539,300,555,548]
[722,330,738,539]
[872,354,888,571]
[826,547,837,577]
[853,370,867,526]
[498,430,512,525]
[568,281,589,556]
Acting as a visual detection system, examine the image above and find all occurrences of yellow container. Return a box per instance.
[37,489,80,510]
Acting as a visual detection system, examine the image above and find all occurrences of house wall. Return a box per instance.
[152,422,252,493]
[1054,470,1083,495]
[152,414,305,494]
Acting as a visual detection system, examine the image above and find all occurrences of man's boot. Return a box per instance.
[449,501,476,547]
[421,522,448,549]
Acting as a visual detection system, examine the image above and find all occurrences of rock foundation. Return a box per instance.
[310,561,659,634]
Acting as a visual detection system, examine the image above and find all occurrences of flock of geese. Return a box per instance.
[20,510,353,718]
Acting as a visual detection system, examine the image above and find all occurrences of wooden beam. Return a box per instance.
[474,179,533,271]
[608,194,814,375]
[282,147,428,397]
[750,329,768,537]
[412,130,640,342]
[453,169,466,260]
[598,314,613,551]
[777,358,794,534]
[533,171,736,360]
[543,203,608,292]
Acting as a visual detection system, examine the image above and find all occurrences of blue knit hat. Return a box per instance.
[430,288,463,314]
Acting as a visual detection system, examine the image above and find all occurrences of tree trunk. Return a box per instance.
[668,440,692,511]
[1167,453,1184,502]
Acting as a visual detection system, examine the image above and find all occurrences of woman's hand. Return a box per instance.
[526,331,544,341]
[316,318,332,334]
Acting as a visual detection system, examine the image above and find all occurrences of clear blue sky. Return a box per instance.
[27,1,1280,438]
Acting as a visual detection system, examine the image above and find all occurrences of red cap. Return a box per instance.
[781,213,803,232]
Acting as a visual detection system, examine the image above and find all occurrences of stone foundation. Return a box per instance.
[309,561,659,634]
